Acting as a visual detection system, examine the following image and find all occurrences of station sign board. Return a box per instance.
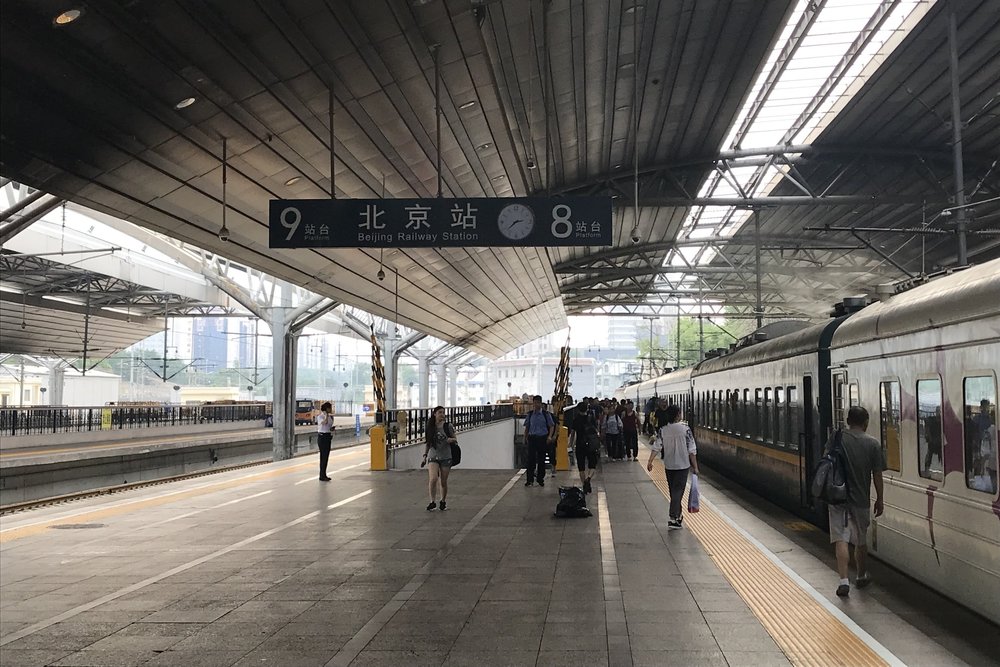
[268,196,612,248]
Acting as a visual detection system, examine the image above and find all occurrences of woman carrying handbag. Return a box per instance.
[422,406,457,511]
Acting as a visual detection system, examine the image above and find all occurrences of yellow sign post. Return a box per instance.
[556,425,570,471]
[100,408,112,430]
[370,424,387,471]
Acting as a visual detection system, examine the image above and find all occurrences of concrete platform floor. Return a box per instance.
[1,443,996,666]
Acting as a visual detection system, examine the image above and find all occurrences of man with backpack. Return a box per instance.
[602,407,624,460]
[825,406,886,598]
[523,395,555,487]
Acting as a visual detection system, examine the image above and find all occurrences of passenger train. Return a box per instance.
[616,259,1000,623]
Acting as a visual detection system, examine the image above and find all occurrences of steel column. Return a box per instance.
[948,0,968,266]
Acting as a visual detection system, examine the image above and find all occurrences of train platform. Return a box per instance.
[1,443,996,667]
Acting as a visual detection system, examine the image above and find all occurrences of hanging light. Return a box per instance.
[219,137,230,242]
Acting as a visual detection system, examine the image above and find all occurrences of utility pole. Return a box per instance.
[948,0,968,266]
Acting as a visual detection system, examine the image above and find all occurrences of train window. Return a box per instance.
[775,386,785,446]
[964,377,997,495]
[723,390,730,432]
[743,389,750,436]
[850,383,860,407]
[787,386,798,451]
[879,381,901,472]
[754,388,762,440]
[763,388,772,442]
[732,388,740,433]
[917,379,944,482]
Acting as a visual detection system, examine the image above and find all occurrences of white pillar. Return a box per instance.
[436,363,447,406]
[449,365,458,406]
[417,353,431,408]
[48,363,67,406]
[269,307,297,461]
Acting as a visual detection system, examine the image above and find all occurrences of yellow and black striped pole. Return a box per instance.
[551,339,571,471]
[369,325,389,470]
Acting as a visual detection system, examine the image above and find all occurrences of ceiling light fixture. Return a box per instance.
[284,176,302,186]
[459,100,477,110]
[619,62,635,70]
[492,175,507,181]
[477,143,491,151]
[53,8,84,26]
[624,4,643,14]
[219,137,230,242]
[174,97,196,109]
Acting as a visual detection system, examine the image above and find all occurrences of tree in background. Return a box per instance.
[635,316,754,376]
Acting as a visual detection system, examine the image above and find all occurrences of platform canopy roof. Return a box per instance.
[2,0,997,357]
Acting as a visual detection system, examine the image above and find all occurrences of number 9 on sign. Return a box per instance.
[280,207,302,241]
[551,204,572,239]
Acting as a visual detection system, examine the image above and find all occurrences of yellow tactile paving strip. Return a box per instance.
[0,449,365,544]
[643,460,888,667]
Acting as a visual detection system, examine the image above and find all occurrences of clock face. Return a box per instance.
[497,203,535,241]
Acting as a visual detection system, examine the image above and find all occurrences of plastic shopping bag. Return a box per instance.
[688,473,700,513]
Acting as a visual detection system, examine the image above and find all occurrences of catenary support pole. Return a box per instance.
[948,0,968,266]
[755,208,763,328]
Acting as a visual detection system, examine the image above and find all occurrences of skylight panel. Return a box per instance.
[659,0,932,295]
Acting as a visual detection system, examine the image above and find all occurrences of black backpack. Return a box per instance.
[811,429,849,505]
[555,486,592,518]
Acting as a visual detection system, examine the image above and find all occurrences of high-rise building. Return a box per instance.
[192,317,228,372]
[607,317,640,357]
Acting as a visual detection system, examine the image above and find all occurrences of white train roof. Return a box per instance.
[831,258,1000,350]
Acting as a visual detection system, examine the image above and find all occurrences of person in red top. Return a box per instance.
[621,401,640,461]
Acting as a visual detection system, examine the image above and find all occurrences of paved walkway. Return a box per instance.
[0,444,994,666]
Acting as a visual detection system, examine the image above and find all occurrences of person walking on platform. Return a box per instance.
[422,406,456,511]
[646,404,698,530]
[827,406,885,597]
[316,402,334,481]
[602,407,624,460]
[569,401,600,494]
[621,402,640,461]
[524,395,555,487]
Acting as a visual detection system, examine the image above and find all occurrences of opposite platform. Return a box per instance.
[1,443,996,666]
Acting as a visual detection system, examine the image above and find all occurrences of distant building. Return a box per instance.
[486,356,596,401]
[192,317,228,372]
[0,364,120,407]
[607,316,640,359]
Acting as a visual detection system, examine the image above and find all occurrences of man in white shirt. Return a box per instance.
[315,401,334,481]
[646,404,698,529]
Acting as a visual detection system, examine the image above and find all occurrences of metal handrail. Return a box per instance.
[1,403,270,436]
[387,403,515,449]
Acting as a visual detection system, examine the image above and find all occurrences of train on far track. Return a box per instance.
[616,258,1000,624]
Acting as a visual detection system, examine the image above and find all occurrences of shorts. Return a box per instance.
[828,505,871,544]
[575,447,599,471]
[428,459,452,468]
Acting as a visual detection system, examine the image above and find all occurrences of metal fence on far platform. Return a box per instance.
[386,403,514,448]
[1,403,270,437]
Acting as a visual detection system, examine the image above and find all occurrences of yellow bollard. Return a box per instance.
[370,424,387,471]
[556,425,570,471]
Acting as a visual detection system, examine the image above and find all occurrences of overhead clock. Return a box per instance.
[497,203,535,241]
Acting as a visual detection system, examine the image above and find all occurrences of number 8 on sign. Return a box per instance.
[280,207,302,241]
[551,204,572,239]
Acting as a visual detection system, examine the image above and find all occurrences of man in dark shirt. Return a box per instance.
[826,406,886,597]
[568,401,599,494]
